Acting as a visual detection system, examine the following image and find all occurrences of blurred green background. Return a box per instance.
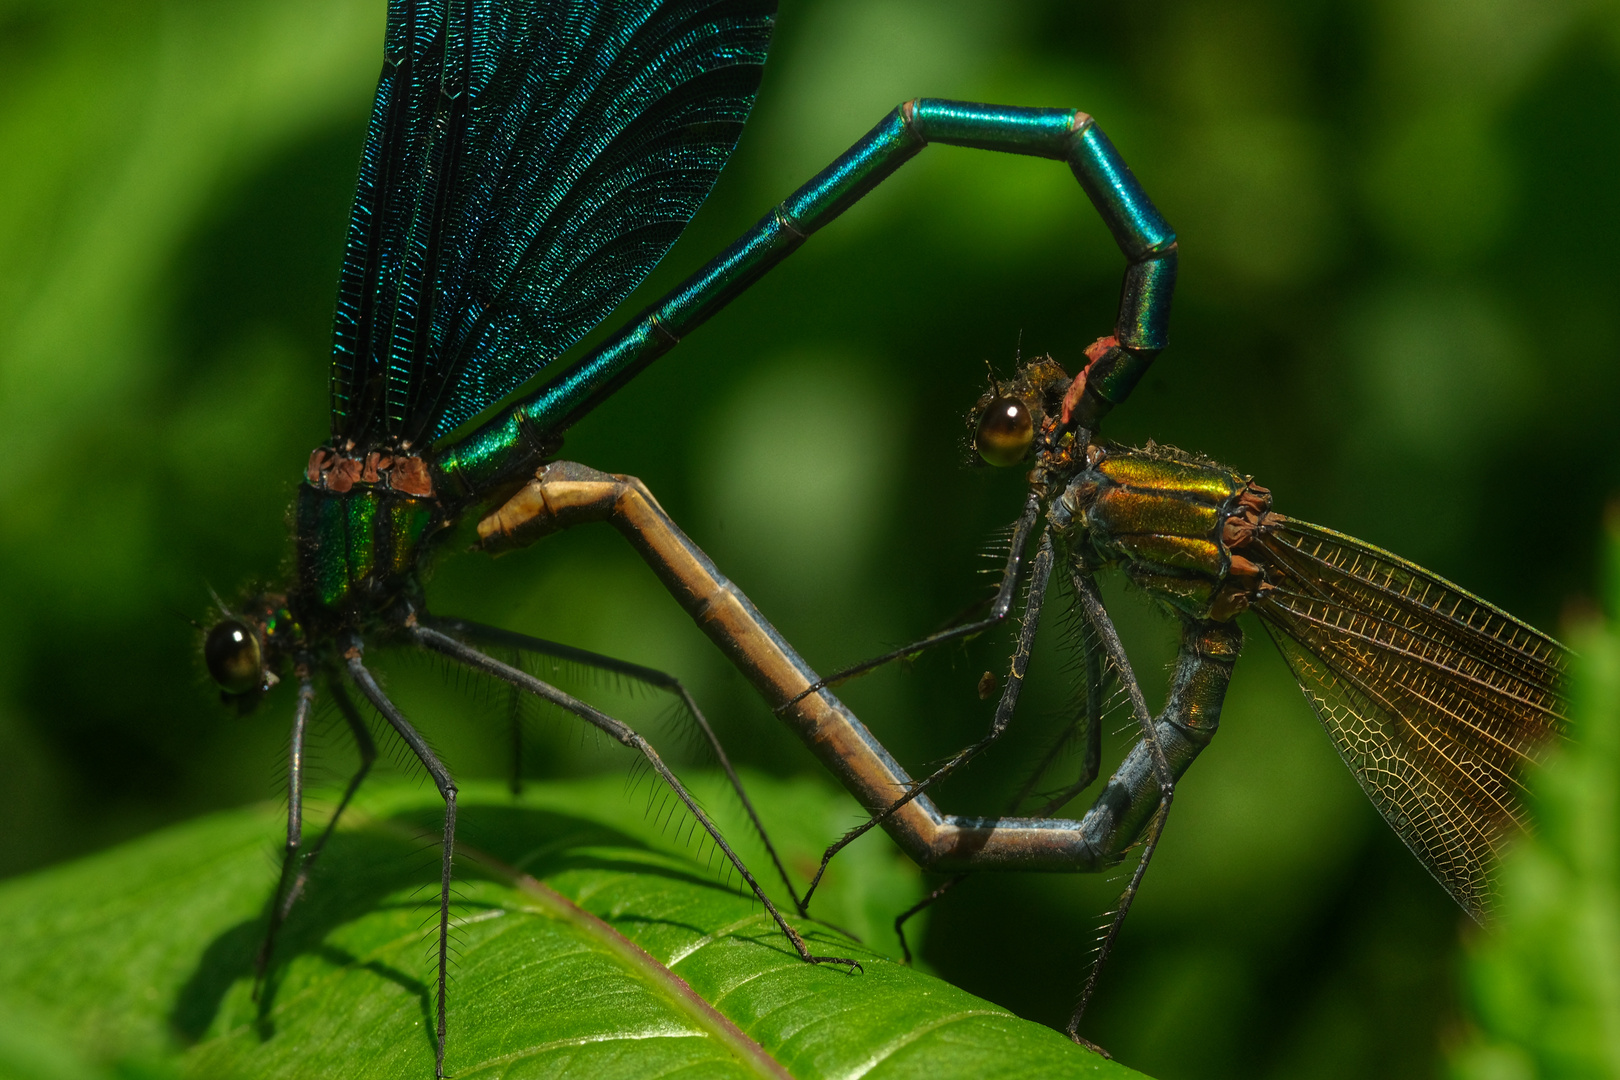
[1,0,1617,1077]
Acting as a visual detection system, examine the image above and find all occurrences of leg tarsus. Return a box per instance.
[1069,1031,1113,1059]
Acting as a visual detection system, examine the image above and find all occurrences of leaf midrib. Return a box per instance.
[372,814,797,1080]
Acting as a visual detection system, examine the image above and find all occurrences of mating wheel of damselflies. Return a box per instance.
[197,0,1231,1074]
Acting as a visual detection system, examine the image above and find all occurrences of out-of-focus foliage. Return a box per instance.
[0,1,1616,1078]
[1449,516,1620,1080]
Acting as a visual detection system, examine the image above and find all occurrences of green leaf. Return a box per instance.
[0,774,1149,1080]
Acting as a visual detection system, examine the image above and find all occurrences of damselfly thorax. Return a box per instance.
[205,447,450,689]
[999,355,1274,620]
[1052,442,1268,622]
[295,446,448,624]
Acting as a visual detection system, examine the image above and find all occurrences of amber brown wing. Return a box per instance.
[1249,517,1569,921]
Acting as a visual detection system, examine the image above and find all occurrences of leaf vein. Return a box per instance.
[837,1009,1011,1079]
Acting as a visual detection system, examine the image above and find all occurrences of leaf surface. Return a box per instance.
[0,775,1149,1080]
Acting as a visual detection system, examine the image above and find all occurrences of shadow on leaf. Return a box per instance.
[168,801,767,1048]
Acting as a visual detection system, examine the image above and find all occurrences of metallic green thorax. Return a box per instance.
[294,485,443,623]
[1056,444,1251,620]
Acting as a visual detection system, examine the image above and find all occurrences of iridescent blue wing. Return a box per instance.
[329,0,775,449]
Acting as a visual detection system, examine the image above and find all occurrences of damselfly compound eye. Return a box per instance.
[975,396,1034,466]
[205,619,263,695]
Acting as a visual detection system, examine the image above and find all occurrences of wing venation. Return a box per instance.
[1250,518,1568,921]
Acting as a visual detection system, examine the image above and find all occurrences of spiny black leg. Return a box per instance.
[781,491,1043,709]
[345,640,458,1080]
[274,678,379,924]
[505,648,524,797]
[1066,804,1163,1058]
[1066,569,1174,1046]
[1023,601,1107,817]
[410,622,862,974]
[425,615,804,915]
[1076,640,1107,802]
[899,616,1107,965]
[1070,574,1161,767]
[254,674,315,995]
[799,529,1056,910]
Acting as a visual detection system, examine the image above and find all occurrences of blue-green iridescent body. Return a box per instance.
[432,98,1176,499]
[295,96,1178,633]
[293,486,443,623]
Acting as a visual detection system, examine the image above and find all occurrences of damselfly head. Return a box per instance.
[975,396,1034,466]
[202,594,291,703]
[968,354,1075,467]
[204,618,264,696]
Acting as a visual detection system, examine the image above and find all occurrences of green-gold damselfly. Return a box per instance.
[476,343,1567,1048]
